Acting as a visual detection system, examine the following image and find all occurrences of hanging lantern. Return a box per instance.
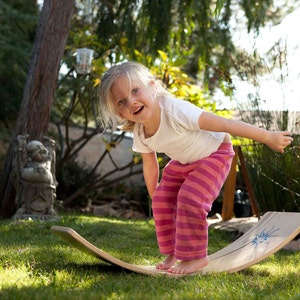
[76,48,94,74]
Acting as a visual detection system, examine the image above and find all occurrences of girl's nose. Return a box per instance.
[127,96,137,107]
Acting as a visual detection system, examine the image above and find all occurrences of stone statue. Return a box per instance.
[12,134,58,219]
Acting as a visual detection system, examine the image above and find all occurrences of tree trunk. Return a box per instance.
[0,0,75,218]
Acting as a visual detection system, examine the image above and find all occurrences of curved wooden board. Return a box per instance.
[203,211,300,273]
[51,225,165,276]
[51,211,300,276]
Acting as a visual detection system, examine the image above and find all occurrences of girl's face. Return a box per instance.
[110,76,159,126]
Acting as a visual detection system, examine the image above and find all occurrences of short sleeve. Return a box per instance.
[165,98,203,131]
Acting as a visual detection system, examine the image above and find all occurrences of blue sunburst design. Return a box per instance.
[251,226,280,248]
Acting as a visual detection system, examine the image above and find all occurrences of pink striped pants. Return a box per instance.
[152,143,235,260]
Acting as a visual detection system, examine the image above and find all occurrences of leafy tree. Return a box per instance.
[0,0,38,145]
[92,0,298,93]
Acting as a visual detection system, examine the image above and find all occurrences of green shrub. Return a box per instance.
[237,110,300,213]
[56,160,98,208]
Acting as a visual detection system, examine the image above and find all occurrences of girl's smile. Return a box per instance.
[133,106,144,115]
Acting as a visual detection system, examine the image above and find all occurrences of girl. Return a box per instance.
[98,61,293,275]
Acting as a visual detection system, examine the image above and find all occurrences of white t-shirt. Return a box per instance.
[132,97,226,164]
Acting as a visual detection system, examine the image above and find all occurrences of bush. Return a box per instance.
[237,109,300,213]
[56,159,98,208]
[242,141,300,213]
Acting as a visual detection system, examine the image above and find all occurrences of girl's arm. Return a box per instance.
[198,111,293,153]
[141,151,159,198]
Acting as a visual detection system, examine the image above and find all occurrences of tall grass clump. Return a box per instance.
[238,109,300,213]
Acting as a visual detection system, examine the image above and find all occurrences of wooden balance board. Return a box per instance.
[51,211,300,277]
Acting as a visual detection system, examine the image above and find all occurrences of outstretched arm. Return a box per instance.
[141,151,159,198]
[198,111,293,153]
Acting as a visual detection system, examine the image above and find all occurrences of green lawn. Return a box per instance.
[0,214,299,300]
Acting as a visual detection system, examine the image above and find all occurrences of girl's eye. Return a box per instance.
[118,99,125,106]
[132,88,138,94]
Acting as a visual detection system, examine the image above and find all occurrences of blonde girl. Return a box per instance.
[98,61,293,275]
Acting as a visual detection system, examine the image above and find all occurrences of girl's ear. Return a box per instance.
[149,80,156,87]
[149,80,158,97]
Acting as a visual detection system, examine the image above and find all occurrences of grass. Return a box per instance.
[0,213,299,300]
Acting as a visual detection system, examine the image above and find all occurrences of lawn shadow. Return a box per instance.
[64,261,131,275]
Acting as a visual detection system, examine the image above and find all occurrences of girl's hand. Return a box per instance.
[265,131,293,153]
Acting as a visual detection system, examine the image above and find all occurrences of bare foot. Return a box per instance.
[167,257,209,275]
[156,255,178,270]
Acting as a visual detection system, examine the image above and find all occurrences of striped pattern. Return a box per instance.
[152,143,235,260]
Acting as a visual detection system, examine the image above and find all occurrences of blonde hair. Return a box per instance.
[98,61,170,132]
